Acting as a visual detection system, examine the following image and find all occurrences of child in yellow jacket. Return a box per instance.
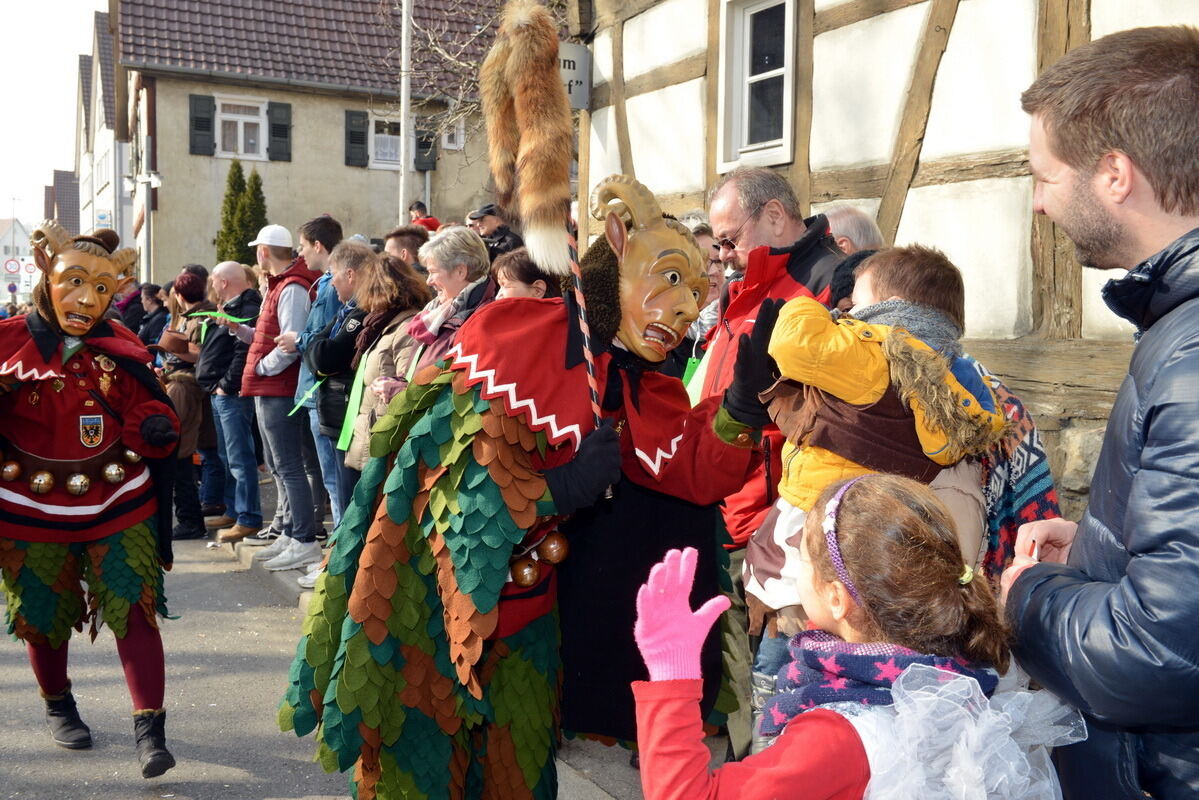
[742,246,1006,741]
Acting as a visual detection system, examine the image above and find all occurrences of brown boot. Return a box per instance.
[216,524,261,544]
[204,514,237,529]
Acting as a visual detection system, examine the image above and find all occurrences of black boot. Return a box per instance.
[43,684,93,749]
[133,710,176,778]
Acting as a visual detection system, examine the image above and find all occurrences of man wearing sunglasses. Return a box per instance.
[695,166,844,758]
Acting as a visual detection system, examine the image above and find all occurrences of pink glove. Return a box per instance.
[635,547,731,681]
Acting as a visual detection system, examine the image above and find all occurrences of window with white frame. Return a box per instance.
[216,96,267,159]
[717,0,795,171]
[372,118,404,166]
[441,118,466,151]
[95,148,112,191]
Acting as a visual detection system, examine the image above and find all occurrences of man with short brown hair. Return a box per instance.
[384,224,430,272]
[1001,25,1199,799]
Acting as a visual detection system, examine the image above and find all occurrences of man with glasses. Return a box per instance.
[697,166,844,758]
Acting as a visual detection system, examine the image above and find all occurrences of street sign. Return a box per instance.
[3,259,17,274]
[560,42,591,111]
[7,283,17,294]
[24,262,35,274]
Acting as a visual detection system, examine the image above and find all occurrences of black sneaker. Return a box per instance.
[171,524,208,541]
[242,526,282,546]
[314,526,329,542]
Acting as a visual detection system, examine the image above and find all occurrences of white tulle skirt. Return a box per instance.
[832,663,1086,800]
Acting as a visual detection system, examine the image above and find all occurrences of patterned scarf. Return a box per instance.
[406,278,487,345]
[758,630,999,736]
[849,299,963,357]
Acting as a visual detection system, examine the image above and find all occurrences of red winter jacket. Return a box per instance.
[634,679,869,800]
[241,258,320,398]
[699,216,844,546]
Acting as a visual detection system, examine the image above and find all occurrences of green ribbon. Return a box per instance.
[682,356,701,386]
[288,377,324,416]
[337,357,370,451]
[191,310,258,324]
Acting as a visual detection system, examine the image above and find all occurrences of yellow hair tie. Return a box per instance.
[958,565,975,586]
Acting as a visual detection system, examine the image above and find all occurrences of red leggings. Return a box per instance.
[27,609,165,711]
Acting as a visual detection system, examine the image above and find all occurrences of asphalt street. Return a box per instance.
[0,521,652,799]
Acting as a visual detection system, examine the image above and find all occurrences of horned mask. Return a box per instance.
[30,220,138,337]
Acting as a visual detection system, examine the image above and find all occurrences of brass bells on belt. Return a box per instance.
[508,532,570,588]
[1,461,20,482]
[29,471,55,495]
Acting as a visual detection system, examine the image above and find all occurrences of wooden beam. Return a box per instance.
[565,0,593,37]
[577,108,592,245]
[704,0,720,189]
[609,24,635,177]
[875,0,960,243]
[810,148,1030,203]
[592,0,662,28]
[657,190,708,217]
[1029,0,1090,338]
[813,0,927,36]
[962,338,1131,424]
[591,52,708,110]
[788,0,817,216]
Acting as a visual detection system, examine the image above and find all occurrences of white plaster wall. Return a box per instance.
[921,0,1037,160]
[592,30,613,87]
[810,2,929,170]
[1081,268,1138,339]
[1092,0,1199,38]
[814,0,852,10]
[624,0,708,80]
[588,106,624,192]
[627,78,707,195]
[895,176,1035,338]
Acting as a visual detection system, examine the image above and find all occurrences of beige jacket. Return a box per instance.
[344,310,421,471]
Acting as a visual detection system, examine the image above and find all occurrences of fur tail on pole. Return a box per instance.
[480,0,574,276]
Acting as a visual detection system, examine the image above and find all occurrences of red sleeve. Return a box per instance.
[634,680,870,800]
[623,389,761,507]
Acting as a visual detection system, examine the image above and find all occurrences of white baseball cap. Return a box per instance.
[248,224,293,248]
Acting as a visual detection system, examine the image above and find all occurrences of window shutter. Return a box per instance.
[267,102,292,162]
[413,130,437,171]
[189,94,216,155]
[345,111,369,167]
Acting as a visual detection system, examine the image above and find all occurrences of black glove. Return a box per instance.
[140,414,179,448]
[723,298,786,428]
[544,419,622,516]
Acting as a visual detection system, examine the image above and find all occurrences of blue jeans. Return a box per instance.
[753,631,792,680]
[307,408,345,528]
[197,446,227,508]
[211,394,263,529]
[255,396,315,542]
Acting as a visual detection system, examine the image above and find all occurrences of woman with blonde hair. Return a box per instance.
[405,226,495,373]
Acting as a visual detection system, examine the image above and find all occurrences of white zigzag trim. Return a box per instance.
[0,360,62,381]
[634,433,684,477]
[448,343,584,448]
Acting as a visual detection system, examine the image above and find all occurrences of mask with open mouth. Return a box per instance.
[30,221,137,337]
[587,176,707,363]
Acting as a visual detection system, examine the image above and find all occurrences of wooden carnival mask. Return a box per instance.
[591,176,707,362]
[30,221,137,336]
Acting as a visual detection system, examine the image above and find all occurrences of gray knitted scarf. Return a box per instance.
[848,299,963,357]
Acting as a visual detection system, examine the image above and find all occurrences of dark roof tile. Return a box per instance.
[79,55,93,150]
[117,0,501,99]
[95,11,117,129]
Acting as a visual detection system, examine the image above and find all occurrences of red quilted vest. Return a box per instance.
[240,258,320,397]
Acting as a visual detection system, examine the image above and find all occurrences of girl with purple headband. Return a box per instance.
[630,474,1084,800]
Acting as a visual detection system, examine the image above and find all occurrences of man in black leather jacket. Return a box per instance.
[1001,26,1199,799]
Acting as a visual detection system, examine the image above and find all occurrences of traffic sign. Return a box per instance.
[7,283,17,294]
[3,259,17,274]
[24,262,36,274]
